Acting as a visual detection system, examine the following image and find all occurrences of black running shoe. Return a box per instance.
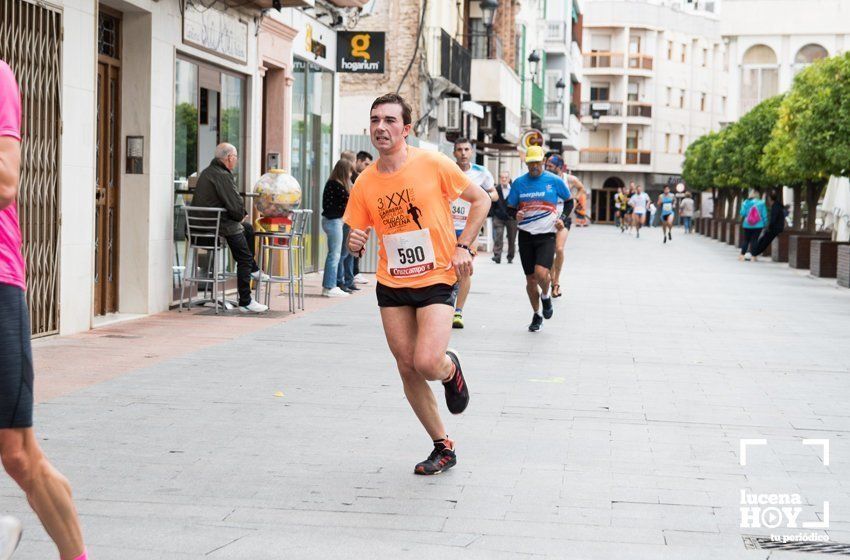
[528,313,543,332]
[414,444,457,475]
[541,296,554,319]
[507,257,513,264]
[443,349,469,414]
[668,232,672,241]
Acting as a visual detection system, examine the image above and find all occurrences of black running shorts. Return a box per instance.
[376,282,456,308]
[0,283,34,429]
[518,231,556,276]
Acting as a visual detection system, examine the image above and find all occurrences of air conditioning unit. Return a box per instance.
[438,97,461,131]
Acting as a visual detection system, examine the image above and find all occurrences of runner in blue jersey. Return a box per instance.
[506,146,574,332]
[657,185,676,243]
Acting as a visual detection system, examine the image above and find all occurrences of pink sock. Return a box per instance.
[72,551,87,560]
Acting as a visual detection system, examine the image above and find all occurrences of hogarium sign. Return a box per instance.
[337,31,385,73]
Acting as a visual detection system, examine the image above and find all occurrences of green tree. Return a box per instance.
[737,95,782,192]
[761,55,850,231]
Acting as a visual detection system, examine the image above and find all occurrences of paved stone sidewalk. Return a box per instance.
[3,225,849,559]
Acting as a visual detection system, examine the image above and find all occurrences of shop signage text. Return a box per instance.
[183,3,248,64]
[337,31,385,73]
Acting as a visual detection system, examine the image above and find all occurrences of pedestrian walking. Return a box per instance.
[449,138,497,329]
[321,158,354,297]
[344,93,490,475]
[679,192,695,233]
[506,146,573,332]
[629,185,650,238]
[351,151,373,286]
[193,143,270,313]
[491,170,517,264]
[739,189,768,261]
[752,190,785,257]
[0,58,88,560]
[657,185,676,243]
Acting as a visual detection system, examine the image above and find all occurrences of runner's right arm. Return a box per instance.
[343,183,371,255]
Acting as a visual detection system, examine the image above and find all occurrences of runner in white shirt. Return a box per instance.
[628,185,651,239]
[450,138,497,329]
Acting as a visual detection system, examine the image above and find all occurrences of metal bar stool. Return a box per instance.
[254,209,312,312]
[179,207,228,314]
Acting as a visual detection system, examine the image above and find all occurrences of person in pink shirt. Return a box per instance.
[0,59,88,560]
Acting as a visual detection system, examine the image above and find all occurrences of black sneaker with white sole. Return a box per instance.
[443,349,469,414]
[541,296,553,319]
[528,313,543,332]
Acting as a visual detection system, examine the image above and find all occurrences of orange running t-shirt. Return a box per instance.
[343,146,470,289]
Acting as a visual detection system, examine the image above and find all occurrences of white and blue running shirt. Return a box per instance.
[451,163,494,232]
[506,171,572,234]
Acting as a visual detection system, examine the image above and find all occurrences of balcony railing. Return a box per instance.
[546,21,566,43]
[580,148,621,164]
[544,101,563,122]
[531,82,545,118]
[580,100,623,117]
[625,149,651,165]
[626,102,652,118]
[584,51,624,69]
[430,28,471,92]
[628,53,654,70]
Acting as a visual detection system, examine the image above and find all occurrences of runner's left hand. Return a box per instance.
[555,219,565,231]
[448,247,474,278]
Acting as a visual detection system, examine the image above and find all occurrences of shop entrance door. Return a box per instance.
[94,8,122,315]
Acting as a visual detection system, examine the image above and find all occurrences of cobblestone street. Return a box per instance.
[3,225,849,559]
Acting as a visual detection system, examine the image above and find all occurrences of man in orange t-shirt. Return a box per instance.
[344,93,490,475]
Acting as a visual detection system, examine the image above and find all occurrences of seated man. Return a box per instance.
[192,143,268,313]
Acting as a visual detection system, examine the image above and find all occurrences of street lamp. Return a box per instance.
[527,50,541,78]
[481,0,499,59]
[591,110,600,131]
[555,77,566,102]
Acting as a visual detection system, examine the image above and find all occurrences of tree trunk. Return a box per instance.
[805,180,825,233]
[716,191,726,221]
[792,184,802,230]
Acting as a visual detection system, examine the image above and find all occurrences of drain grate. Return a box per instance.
[743,535,850,555]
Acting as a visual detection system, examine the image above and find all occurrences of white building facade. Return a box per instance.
[575,0,728,222]
[541,0,583,155]
[721,0,850,119]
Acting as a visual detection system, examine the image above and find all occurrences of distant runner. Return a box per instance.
[506,146,573,332]
[657,185,676,243]
[345,94,490,475]
[629,184,650,238]
[450,138,496,329]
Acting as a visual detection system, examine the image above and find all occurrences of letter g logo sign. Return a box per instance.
[351,34,371,60]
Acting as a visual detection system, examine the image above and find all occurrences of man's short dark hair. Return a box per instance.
[453,137,474,149]
[370,93,412,125]
[356,151,373,162]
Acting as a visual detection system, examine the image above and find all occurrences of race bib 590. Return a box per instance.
[383,228,436,278]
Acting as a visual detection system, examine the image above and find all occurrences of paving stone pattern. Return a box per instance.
[3,226,849,559]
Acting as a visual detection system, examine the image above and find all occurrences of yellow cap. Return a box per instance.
[525,145,545,163]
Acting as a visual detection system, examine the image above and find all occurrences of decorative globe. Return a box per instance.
[254,169,302,218]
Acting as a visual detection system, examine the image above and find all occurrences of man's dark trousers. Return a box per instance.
[224,222,259,307]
